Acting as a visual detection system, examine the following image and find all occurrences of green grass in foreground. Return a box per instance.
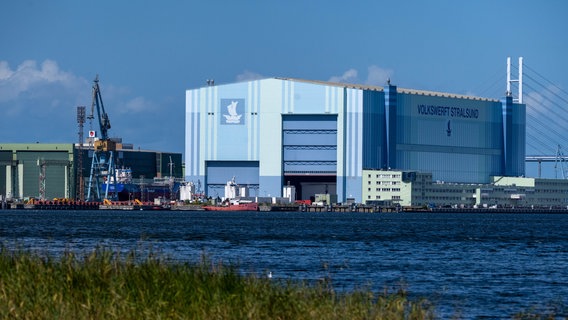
[2,247,565,320]
[0,246,435,319]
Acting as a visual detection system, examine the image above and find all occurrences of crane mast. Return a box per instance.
[86,76,117,201]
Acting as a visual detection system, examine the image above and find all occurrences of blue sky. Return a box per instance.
[1,0,567,177]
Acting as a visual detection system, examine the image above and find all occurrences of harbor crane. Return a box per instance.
[86,76,117,201]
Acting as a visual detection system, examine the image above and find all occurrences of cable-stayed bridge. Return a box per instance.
[475,57,568,179]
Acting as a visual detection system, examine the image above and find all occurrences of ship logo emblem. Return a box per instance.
[446,120,452,137]
[223,100,243,124]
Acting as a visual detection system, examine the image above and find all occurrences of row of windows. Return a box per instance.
[482,188,567,194]
[534,189,568,193]
[537,182,568,187]
[412,188,475,193]
[366,195,568,203]
[414,196,466,201]
[367,181,400,185]
[366,174,401,179]
[367,188,565,201]
[480,197,568,203]
[368,188,401,192]
[410,189,568,195]
[366,195,401,200]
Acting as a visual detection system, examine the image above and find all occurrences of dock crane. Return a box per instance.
[86,76,117,201]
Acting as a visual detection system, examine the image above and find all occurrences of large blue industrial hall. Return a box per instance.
[185,78,525,203]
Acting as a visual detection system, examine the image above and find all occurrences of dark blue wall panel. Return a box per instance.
[206,161,259,185]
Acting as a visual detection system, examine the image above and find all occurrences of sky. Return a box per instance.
[1,0,567,177]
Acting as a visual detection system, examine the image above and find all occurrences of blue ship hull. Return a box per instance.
[100,182,180,201]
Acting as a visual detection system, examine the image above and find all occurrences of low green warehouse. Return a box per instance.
[0,143,183,201]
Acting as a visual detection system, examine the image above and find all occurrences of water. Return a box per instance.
[1,210,567,319]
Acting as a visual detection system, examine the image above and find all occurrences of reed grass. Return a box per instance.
[0,246,435,319]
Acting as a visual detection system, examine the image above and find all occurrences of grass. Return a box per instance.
[0,246,436,319]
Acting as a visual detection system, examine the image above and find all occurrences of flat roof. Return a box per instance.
[191,77,501,102]
[275,77,384,92]
[277,77,498,102]
[396,87,499,102]
[0,143,74,151]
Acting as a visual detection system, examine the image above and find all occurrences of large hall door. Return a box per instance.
[282,115,337,200]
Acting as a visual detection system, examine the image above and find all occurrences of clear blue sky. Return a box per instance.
[1,0,567,177]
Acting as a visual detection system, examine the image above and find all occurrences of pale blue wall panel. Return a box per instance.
[259,175,282,197]
[289,82,327,113]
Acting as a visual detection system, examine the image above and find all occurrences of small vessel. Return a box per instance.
[202,177,258,211]
[203,202,258,211]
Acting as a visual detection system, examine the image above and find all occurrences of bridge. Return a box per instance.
[476,57,568,179]
[526,155,568,179]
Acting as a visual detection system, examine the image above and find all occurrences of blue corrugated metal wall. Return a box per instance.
[362,90,386,169]
[282,115,337,174]
[393,91,507,183]
[502,95,526,177]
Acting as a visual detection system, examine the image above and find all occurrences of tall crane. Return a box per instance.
[86,76,117,201]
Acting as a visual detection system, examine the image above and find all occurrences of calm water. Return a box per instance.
[1,210,567,319]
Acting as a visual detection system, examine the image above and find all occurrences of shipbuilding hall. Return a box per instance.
[185,78,525,203]
[0,143,182,201]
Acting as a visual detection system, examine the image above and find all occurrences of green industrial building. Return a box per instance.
[0,143,183,201]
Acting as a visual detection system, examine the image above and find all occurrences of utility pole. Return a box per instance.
[76,106,86,201]
[168,156,175,202]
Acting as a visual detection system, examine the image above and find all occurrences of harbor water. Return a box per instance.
[1,210,567,318]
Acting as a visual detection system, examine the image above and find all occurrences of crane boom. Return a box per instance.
[89,75,116,152]
[91,75,111,140]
